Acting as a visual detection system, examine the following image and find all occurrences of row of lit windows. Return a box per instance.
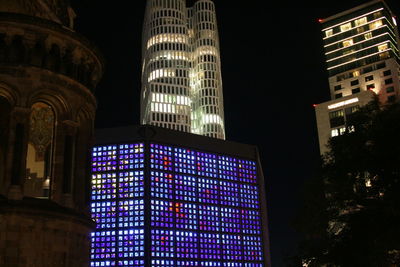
[151,262,263,267]
[324,10,385,37]
[150,230,262,261]
[92,144,144,172]
[150,199,261,234]
[91,172,145,201]
[91,261,264,267]
[151,92,191,106]
[91,199,144,229]
[149,144,257,183]
[326,37,391,63]
[326,18,384,38]
[147,34,189,49]
[91,229,145,260]
[325,25,392,53]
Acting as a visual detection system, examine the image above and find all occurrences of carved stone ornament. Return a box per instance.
[28,102,54,161]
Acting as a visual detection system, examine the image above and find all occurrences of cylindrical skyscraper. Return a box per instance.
[141,0,225,139]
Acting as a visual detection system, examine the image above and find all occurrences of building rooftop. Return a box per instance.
[95,124,260,160]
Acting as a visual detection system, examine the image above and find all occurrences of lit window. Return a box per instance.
[343,39,354,47]
[378,43,388,52]
[352,70,360,77]
[354,17,367,26]
[147,34,188,49]
[331,129,339,137]
[364,32,373,40]
[340,22,352,32]
[325,29,333,37]
[370,20,382,30]
[25,102,55,199]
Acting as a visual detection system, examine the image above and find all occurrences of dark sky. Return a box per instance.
[70,1,400,266]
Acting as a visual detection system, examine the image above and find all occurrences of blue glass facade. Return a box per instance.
[90,142,266,266]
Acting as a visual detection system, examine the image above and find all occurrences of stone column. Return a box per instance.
[60,120,79,208]
[7,106,30,200]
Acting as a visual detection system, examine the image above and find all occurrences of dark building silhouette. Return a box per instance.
[0,0,104,266]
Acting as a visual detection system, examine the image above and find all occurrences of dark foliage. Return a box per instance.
[292,99,400,266]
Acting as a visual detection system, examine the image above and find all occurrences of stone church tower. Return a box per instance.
[0,0,104,266]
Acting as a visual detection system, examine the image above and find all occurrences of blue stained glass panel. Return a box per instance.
[91,142,265,266]
[175,175,197,202]
[238,159,257,184]
[241,209,262,235]
[151,200,174,228]
[196,152,218,178]
[151,229,175,258]
[118,199,144,228]
[151,171,174,199]
[91,230,116,262]
[198,205,220,232]
[118,171,144,199]
[176,231,198,258]
[240,183,260,209]
[219,180,240,206]
[243,235,263,261]
[198,178,219,204]
[119,143,144,170]
[150,143,173,171]
[175,202,197,230]
[221,234,242,261]
[218,155,238,181]
[199,233,221,260]
[174,147,196,174]
[91,173,117,201]
[221,207,241,233]
[92,146,118,172]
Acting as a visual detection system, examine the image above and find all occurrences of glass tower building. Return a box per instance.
[89,125,270,267]
[141,0,225,139]
[315,0,400,154]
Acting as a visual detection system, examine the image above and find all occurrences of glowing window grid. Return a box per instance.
[91,142,265,266]
[91,144,145,267]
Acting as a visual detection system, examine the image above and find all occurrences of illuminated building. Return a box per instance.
[141,0,226,139]
[90,125,270,267]
[315,0,400,154]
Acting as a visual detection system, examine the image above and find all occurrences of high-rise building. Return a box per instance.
[0,0,104,266]
[315,0,400,154]
[141,0,225,139]
[90,125,271,267]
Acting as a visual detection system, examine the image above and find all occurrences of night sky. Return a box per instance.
[70,1,400,266]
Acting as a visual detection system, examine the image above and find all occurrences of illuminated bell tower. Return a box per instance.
[0,0,104,266]
[141,0,225,139]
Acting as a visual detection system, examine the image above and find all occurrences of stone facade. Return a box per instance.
[0,1,104,266]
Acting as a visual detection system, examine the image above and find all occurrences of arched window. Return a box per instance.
[25,102,55,198]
